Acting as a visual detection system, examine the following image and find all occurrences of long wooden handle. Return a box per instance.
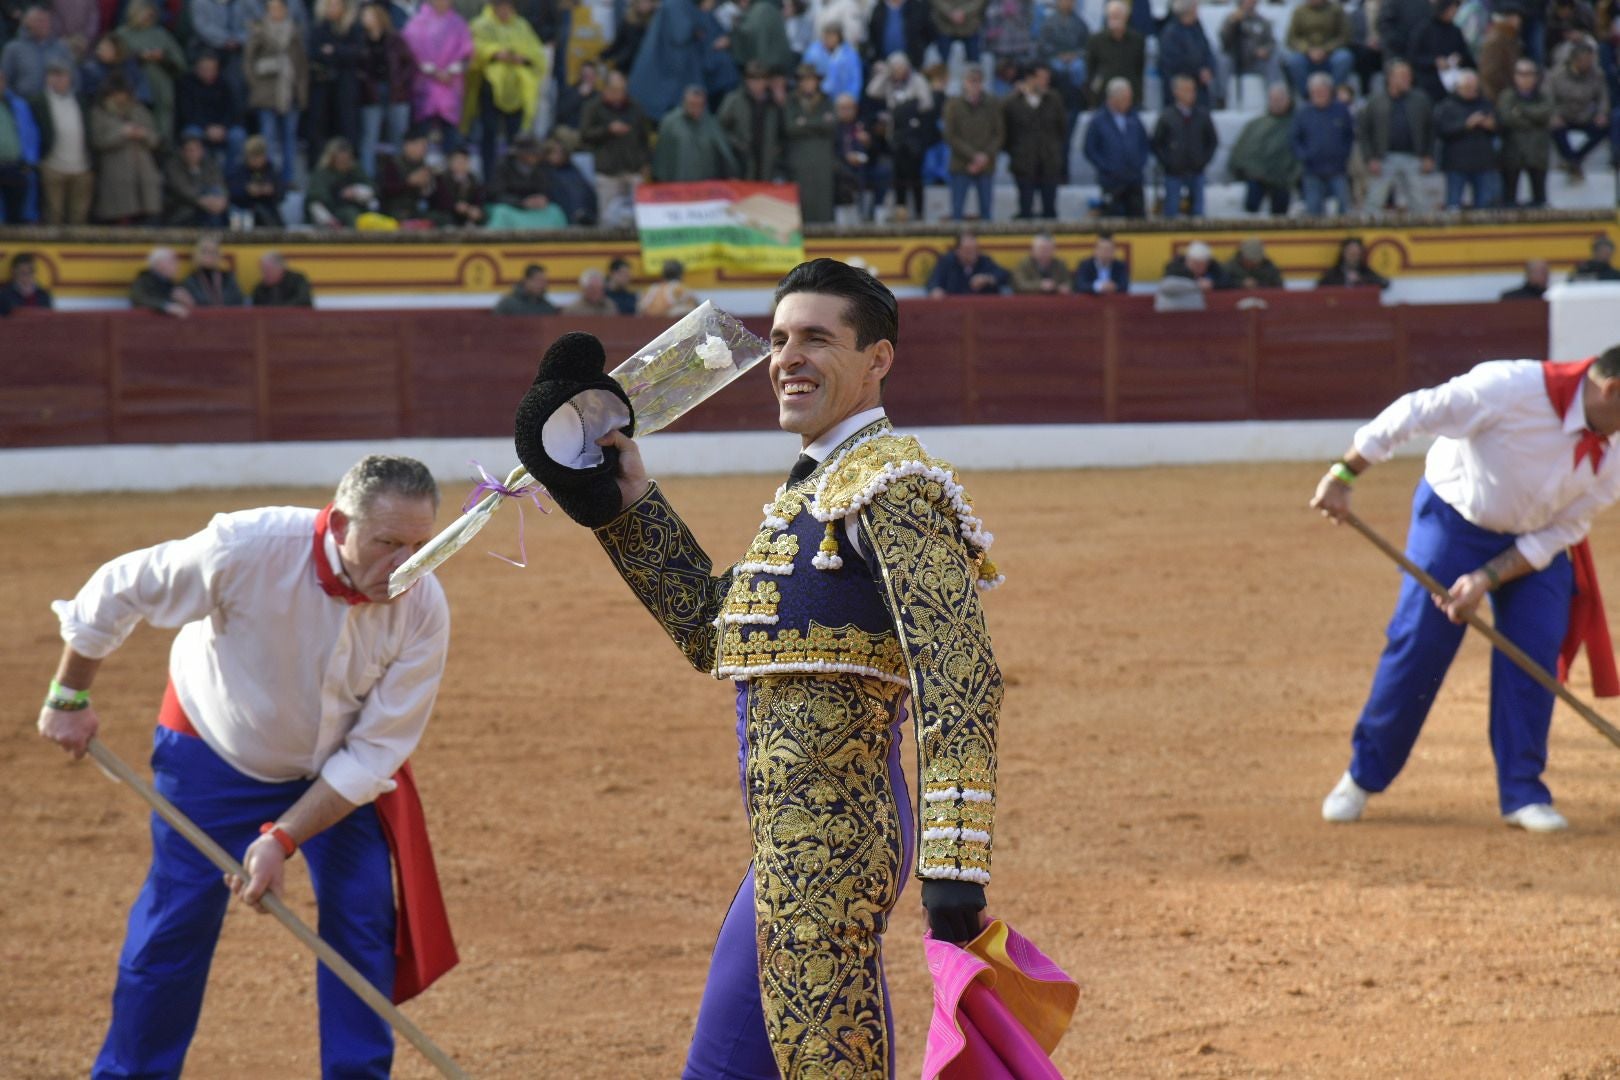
[86,738,473,1080]
[1343,511,1620,752]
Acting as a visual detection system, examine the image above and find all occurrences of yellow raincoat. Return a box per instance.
[462,5,549,132]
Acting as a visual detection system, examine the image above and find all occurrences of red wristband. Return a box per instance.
[259,822,297,857]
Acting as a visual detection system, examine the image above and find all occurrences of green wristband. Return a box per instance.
[45,679,91,711]
[1481,565,1501,589]
[1329,462,1358,486]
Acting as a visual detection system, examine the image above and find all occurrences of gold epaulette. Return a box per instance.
[809,431,1004,590]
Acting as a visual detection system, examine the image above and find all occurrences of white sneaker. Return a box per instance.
[1503,804,1569,832]
[1322,771,1370,823]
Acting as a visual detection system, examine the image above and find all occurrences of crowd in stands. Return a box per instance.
[0,0,1615,228]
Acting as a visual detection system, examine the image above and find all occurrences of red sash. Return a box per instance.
[1541,360,1620,698]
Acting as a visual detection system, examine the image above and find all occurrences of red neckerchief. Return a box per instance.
[313,503,372,605]
[1541,359,1620,697]
[1542,358,1609,473]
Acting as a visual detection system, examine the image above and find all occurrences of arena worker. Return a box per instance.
[512,258,1005,1079]
[37,454,456,1078]
[1311,345,1620,832]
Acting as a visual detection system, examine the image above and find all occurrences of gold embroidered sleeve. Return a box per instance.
[593,482,729,673]
[861,475,1001,885]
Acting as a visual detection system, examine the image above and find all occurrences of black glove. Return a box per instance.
[513,331,635,528]
[922,879,986,944]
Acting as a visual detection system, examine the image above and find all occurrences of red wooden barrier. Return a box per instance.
[0,295,1549,449]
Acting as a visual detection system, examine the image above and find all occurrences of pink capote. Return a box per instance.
[924,920,1079,1080]
[401,4,473,126]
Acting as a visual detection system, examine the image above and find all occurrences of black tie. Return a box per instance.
[787,453,818,486]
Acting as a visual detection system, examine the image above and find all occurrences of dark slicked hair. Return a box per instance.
[772,258,899,350]
[1595,345,1620,378]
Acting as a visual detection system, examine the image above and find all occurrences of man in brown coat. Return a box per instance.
[1002,61,1067,218]
[944,65,1003,219]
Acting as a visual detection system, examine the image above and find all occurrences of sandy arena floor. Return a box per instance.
[6,459,1620,1079]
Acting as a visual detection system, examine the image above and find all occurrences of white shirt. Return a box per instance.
[1353,359,1620,569]
[43,89,88,174]
[52,506,451,805]
[806,406,888,558]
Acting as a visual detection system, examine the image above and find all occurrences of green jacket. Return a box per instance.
[1222,255,1283,288]
[651,109,739,181]
[943,92,1003,172]
[493,285,559,315]
[1285,1,1349,53]
[717,87,786,181]
[1227,110,1300,186]
[732,0,797,75]
[784,92,836,223]
[579,96,652,176]
[1083,29,1145,103]
[1496,86,1554,170]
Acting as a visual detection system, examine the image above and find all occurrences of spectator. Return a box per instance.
[562,267,620,315]
[1073,230,1130,293]
[32,59,92,224]
[1038,0,1089,120]
[227,133,285,225]
[2,5,73,98]
[580,69,651,227]
[188,0,250,110]
[833,91,890,220]
[377,123,434,220]
[306,135,375,226]
[542,135,596,224]
[130,247,194,317]
[1086,0,1145,105]
[252,250,314,305]
[930,0,987,63]
[1379,0,1435,62]
[605,256,638,313]
[638,257,700,316]
[602,0,657,75]
[1221,0,1284,96]
[554,59,600,132]
[1547,40,1610,180]
[738,0,799,75]
[1011,230,1071,292]
[307,0,364,167]
[182,234,245,306]
[861,0,939,71]
[1433,68,1500,206]
[1229,83,1299,215]
[1163,240,1232,291]
[1498,56,1553,206]
[696,0,739,105]
[628,0,706,120]
[1003,60,1066,219]
[719,59,787,180]
[1224,236,1284,287]
[1499,257,1550,297]
[467,0,546,178]
[1345,0,1386,93]
[1359,58,1437,212]
[485,131,564,227]
[1568,233,1620,280]
[1546,0,1598,58]
[79,35,149,109]
[1152,71,1217,218]
[1318,235,1390,285]
[357,2,414,179]
[493,262,558,314]
[114,0,182,142]
[1412,0,1475,103]
[985,0,1039,71]
[51,0,99,59]
[245,0,308,187]
[163,125,230,225]
[926,230,1009,295]
[0,64,38,223]
[1,251,52,309]
[89,76,161,222]
[869,54,932,218]
[804,22,863,99]
[653,83,739,180]
[427,143,486,224]
[943,64,1002,220]
[785,61,837,222]
[1159,0,1217,108]
[1477,7,1522,99]
[1291,70,1355,214]
[1285,0,1355,90]
[401,0,472,151]
[176,50,246,171]
[1084,75,1150,216]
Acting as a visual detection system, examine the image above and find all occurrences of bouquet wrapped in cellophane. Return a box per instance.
[388,302,769,597]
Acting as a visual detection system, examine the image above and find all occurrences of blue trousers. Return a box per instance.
[93,727,397,1079]
[1163,173,1205,218]
[949,171,995,220]
[1348,482,1573,815]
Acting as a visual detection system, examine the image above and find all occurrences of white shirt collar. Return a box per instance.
[322,527,358,589]
[806,406,887,461]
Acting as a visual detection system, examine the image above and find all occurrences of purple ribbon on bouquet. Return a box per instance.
[463,461,552,569]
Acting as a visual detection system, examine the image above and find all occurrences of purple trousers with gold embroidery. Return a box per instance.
[682,677,917,1080]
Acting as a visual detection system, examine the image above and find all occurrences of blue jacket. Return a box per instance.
[1083,107,1150,188]
[1289,100,1354,178]
[927,252,1010,294]
[803,40,863,101]
[0,89,41,224]
[1073,256,1131,293]
[629,0,705,119]
[1157,19,1214,80]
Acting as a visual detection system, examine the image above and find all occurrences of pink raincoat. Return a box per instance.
[401,2,473,126]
